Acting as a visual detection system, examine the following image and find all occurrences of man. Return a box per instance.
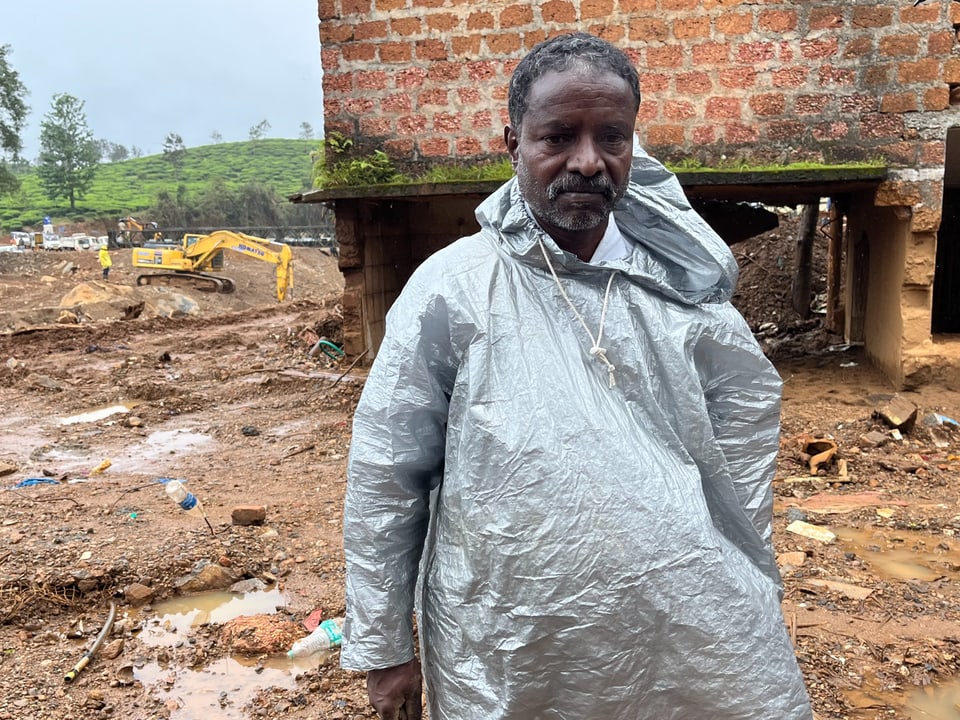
[342,32,813,720]
[98,243,112,281]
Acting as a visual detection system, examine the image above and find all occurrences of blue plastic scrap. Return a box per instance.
[11,477,60,489]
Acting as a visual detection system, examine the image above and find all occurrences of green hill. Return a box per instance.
[0,138,320,231]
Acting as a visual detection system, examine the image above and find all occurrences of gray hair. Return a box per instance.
[508,33,641,131]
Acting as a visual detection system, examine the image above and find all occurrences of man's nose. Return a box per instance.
[567,137,604,176]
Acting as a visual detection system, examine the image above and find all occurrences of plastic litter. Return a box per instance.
[287,617,344,658]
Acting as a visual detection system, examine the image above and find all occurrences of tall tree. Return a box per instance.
[0,44,29,196]
[210,130,222,143]
[36,93,99,210]
[298,121,314,140]
[248,119,271,141]
[162,132,186,176]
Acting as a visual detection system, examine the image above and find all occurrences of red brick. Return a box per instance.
[675,71,711,94]
[812,122,849,142]
[324,73,353,92]
[581,0,615,19]
[640,72,670,92]
[395,67,428,89]
[900,4,939,24]
[843,37,873,59]
[343,97,374,115]
[777,41,794,63]
[452,35,482,56]
[840,94,878,113]
[715,13,751,35]
[419,89,448,105]
[619,0,656,10]
[719,67,757,89]
[801,37,838,61]
[380,41,412,62]
[691,125,715,145]
[952,3,960,24]
[467,11,494,29]
[692,42,729,65]
[795,94,828,115]
[321,23,354,43]
[488,33,522,54]
[928,30,955,57]
[321,48,341,71]
[392,17,422,36]
[874,142,916,165]
[662,0,697,9]
[646,125,685,145]
[416,39,448,60]
[522,29,550,49]
[467,61,498,81]
[397,115,429,135]
[357,71,390,90]
[629,17,669,42]
[863,64,891,87]
[498,107,510,126]
[502,59,521,76]
[809,7,843,30]
[736,41,775,64]
[428,62,464,81]
[818,66,855,86]
[771,66,809,88]
[636,101,658,122]
[921,140,946,165]
[541,0,576,23]
[705,97,741,120]
[419,0,445,7]
[472,109,493,128]
[434,112,463,132]
[852,6,893,28]
[647,45,683,68]
[500,4,534,27]
[342,0,372,12]
[376,0,406,9]
[725,123,759,144]
[945,58,960,83]
[749,93,785,116]
[674,16,711,40]
[355,20,388,39]
[879,34,921,57]
[319,0,337,20]
[324,98,342,115]
[459,87,481,104]
[758,10,797,33]
[898,58,940,83]
[456,137,483,155]
[590,23,625,43]
[343,42,377,61]
[493,86,510,103]
[360,117,393,136]
[881,92,918,113]
[419,137,451,157]
[860,112,906,139]
[924,86,950,112]
[663,100,696,120]
[384,138,415,156]
[427,13,460,32]
[382,93,413,112]
[488,136,507,153]
[766,121,806,142]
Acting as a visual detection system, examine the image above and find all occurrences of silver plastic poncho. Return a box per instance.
[342,150,813,719]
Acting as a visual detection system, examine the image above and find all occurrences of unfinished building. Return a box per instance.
[294,0,960,388]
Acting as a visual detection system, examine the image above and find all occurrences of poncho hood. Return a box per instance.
[475,148,738,304]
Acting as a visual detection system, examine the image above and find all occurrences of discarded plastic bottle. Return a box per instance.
[164,479,205,519]
[287,617,344,658]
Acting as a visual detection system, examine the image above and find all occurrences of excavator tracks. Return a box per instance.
[136,272,236,294]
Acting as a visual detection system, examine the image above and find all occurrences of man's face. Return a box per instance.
[505,67,636,241]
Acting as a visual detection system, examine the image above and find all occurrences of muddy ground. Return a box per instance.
[0,222,959,720]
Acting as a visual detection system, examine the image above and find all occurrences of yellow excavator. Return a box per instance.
[131,230,294,301]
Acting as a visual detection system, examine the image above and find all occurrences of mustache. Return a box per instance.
[546,174,616,200]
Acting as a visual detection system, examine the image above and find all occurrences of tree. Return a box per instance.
[95,139,129,163]
[248,119,271,141]
[0,44,29,196]
[162,132,186,175]
[298,122,314,140]
[210,130,222,143]
[36,93,99,210]
[130,145,143,158]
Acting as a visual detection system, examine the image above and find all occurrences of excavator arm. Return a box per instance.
[133,230,294,301]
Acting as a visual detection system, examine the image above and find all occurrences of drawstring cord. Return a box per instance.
[537,237,618,388]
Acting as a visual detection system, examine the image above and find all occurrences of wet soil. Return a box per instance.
[0,223,959,720]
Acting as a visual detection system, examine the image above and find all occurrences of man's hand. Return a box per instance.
[367,658,422,720]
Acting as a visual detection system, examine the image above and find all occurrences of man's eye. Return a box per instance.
[543,135,567,145]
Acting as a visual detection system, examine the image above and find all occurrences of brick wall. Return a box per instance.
[319,0,960,173]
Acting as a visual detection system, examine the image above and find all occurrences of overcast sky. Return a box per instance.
[5,1,325,160]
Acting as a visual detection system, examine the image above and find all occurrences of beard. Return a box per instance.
[515,154,628,232]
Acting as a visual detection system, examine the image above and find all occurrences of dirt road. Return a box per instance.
[1,240,959,720]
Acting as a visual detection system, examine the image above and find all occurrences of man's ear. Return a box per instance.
[504,126,519,168]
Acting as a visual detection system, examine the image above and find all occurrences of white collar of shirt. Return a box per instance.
[589,214,628,264]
